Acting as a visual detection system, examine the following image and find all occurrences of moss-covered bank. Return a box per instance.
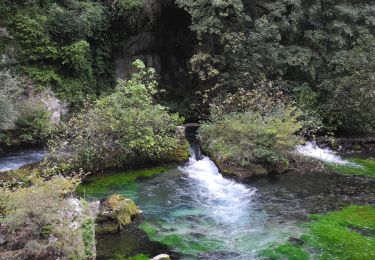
[263,205,375,259]
[328,157,375,177]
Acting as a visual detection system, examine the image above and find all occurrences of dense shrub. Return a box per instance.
[199,88,302,170]
[45,60,187,175]
[14,104,54,143]
[319,31,375,133]
[0,174,95,259]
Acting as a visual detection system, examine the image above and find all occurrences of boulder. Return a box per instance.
[96,195,141,234]
[216,160,270,180]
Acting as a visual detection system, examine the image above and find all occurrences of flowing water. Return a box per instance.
[295,141,356,165]
[0,149,44,172]
[85,146,374,259]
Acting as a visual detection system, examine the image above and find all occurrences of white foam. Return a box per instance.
[179,156,256,224]
[296,141,355,165]
[0,150,44,172]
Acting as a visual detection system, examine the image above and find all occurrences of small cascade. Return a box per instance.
[0,149,44,172]
[189,142,203,160]
[179,155,256,223]
[184,124,203,160]
[296,141,357,165]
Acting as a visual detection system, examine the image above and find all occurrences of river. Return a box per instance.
[0,149,44,172]
[0,145,373,259]
[82,150,374,259]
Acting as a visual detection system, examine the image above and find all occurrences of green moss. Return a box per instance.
[306,205,375,259]
[263,206,375,259]
[262,243,308,260]
[76,166,170,199]
[127,254,150,260]
[139,221,224,255]
[329,157,375,177]
[107,194,141,226]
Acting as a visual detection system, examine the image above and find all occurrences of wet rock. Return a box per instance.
[288,236,304,245]
[349,226,375,237]
[96,195,141,234]
[151,254,171,260]
[216,160,270,180]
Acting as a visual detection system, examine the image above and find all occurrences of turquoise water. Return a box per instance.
[80,154,375,259]
[83,156,306,259]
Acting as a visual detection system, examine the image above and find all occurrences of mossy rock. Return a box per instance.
[96,194,141,234]
[215,160,269,180]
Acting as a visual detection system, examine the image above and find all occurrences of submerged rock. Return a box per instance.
[151,254,171,260]
[96,195,141,234]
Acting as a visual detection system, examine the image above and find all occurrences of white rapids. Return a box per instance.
[296,141,356,165]
[179,155,256,224]
[0,149,44,172]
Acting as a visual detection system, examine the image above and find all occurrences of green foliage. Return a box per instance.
[14,105,54,143]
[177,0,248,81]
[82,217,96,259]
[254,0,375,133]
[61,40,92,75]
[0,71,24,130]
[115,0,144,11]
[319,31,375,133]
[46,60,186,175]
[182,0,375,134]
[2,0,114,107]
[199,88,302,169]
[11,13,58,61]
[21,66,61,90]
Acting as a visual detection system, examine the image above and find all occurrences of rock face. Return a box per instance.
[113,5,193,87]
[115,32,162,80]
[23,88,68,125]
[96,195,142,234]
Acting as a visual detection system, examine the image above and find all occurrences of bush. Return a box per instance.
[45,60,187,175]
[14,104,54,143]
[0,174,95,259]
[199,88,302,170]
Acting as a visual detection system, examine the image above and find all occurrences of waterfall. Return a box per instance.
[179,154,256,224]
